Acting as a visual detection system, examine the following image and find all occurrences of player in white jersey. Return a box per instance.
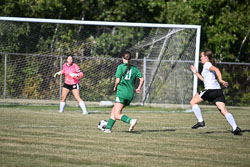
[190,50,241,135]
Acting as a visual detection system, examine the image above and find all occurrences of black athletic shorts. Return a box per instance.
[198,89,226,103]
[63,83,79,90]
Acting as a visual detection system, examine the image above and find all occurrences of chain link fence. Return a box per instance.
[1,53,249,106]
[213,63,250,106]
[0,53,193,104]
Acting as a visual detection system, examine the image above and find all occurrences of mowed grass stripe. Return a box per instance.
[0,105,249,167]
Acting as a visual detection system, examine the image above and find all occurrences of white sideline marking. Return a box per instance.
[14,125,81,128]
[90,110,193,113]
[135,110,193,113]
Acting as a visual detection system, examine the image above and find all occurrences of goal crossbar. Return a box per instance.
[0,16,201,29]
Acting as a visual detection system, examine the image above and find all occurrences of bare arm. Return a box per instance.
[190,65,204,82]
[77,71,84,78]
[135,77,144,94]
[76,65,83,78]
[113,78,120,91]
[209,66,228,87]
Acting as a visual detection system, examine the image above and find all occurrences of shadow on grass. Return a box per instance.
[201,129,250,135]
[242,129,250,133]
[202,131,232,134]
[118,129,176,134]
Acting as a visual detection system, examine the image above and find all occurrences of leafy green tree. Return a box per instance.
[157,0,249,62]
[0,0,249,105]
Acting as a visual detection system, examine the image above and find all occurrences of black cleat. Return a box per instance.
[233,127,242,135]
[192,121,205,129]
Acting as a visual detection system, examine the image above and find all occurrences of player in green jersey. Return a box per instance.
[104,51,144,133]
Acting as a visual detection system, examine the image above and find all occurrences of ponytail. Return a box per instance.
[126,61,131,72]
[121,51,132,78]
[210,58,216,66]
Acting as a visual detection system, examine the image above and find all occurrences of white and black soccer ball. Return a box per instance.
[98,120,108,131]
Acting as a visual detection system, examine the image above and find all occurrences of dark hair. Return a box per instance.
[67,55,74,59]
[203,50,215,65]
[67,55,74,64]
[121,51,132,78]
[122,51,132,60]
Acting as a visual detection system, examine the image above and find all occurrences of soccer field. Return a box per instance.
[0,105,250,167]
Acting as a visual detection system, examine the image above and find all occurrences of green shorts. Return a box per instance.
[115,96,132,106]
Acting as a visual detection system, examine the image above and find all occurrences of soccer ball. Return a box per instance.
[98,120,108,131]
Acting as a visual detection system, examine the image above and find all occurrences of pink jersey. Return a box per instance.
[60,63,83,85]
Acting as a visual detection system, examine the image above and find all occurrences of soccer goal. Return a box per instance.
[0,17,201,105]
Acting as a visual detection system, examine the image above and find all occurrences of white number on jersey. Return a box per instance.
[125,69,132,80]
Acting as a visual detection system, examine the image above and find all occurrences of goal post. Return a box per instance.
[194,27,201,96]
[0,17,201,105]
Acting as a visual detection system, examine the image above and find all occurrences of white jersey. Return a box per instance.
[201,62,221,89]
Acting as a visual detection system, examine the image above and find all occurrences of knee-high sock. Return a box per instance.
[225,113,237,131]
[79,101,88,114]
[60,102,66,112]
[192,104,203,122]
[106,118,116,130]
[121,115,131,124]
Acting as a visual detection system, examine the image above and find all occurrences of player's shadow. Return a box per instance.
[242,129,250,133]
[202,131,233,135]
[120,129,176,134]
[201,129,250,135]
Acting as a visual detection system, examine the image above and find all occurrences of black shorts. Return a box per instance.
[63,83,79,91]
[198,89,226,103]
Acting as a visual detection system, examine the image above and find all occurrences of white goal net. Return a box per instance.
[0,17,200,105]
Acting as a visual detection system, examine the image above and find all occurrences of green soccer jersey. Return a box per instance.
[115,63,143,100]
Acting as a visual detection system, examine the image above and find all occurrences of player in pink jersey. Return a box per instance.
[54,55,88,114]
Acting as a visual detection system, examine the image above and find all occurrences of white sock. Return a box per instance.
[60,102,66,112]
[225,113,237,131]
[79,101,88,115]
[192,104,203,122]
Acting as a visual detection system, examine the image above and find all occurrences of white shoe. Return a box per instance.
[82,111,88,115]
[103,129,111,133]
[129,119,137,132]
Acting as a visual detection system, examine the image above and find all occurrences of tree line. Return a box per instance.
[1,0,249,62]
[0,0,249,105]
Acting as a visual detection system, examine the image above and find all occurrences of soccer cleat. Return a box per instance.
[103,129,111,133]
[129,119,137,132]
[192,121,205,129]
[233,127,242,135]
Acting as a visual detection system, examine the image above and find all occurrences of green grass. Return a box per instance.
[0,105,250,167]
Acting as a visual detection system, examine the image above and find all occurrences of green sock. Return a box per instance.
[106,118,116,130]
[121,115,131,124]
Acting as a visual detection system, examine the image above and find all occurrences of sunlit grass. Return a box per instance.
[0,105,249,167]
